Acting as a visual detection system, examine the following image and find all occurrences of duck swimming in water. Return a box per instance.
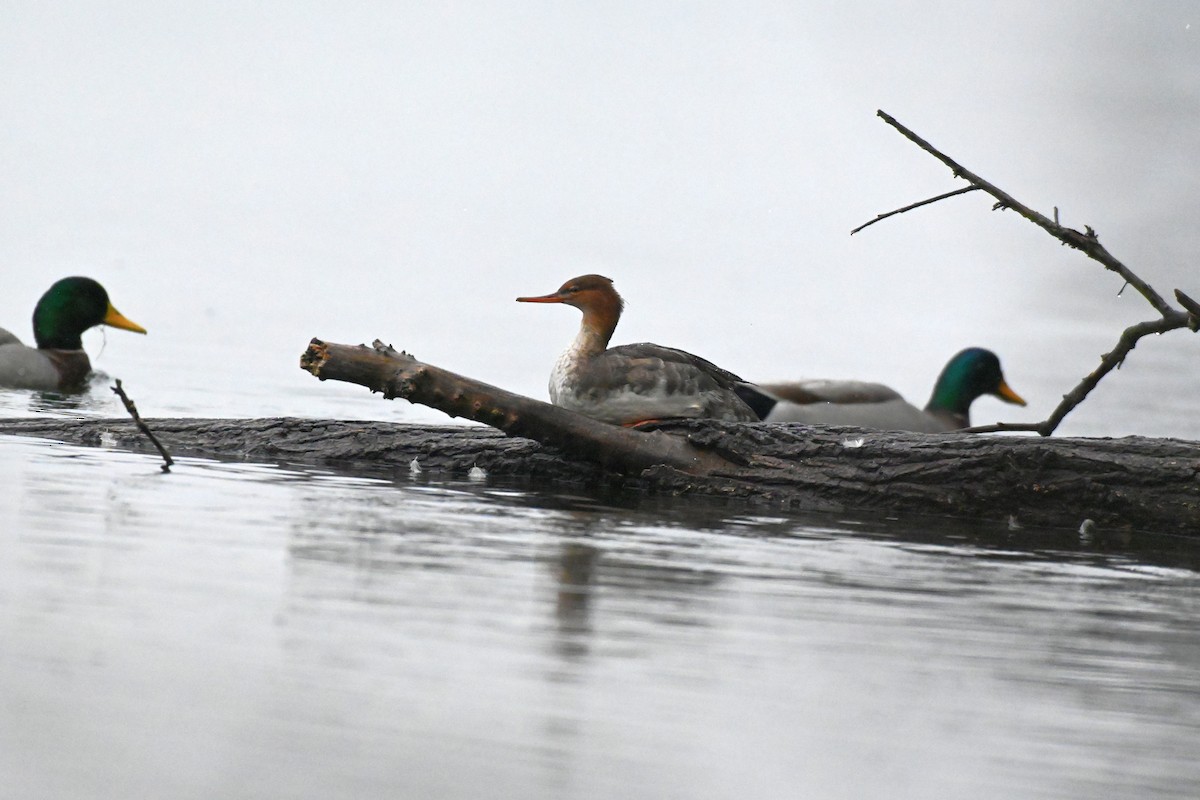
[735,348,1026,432]
[517,274,758,426]
[0,276,147,391]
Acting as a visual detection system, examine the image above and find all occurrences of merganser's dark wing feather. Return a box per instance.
[563,342,756,423]
[607,342,746,387]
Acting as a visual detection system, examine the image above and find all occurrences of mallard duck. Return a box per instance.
[517,274,758,426]
[735,347,1026,432]
[0,276,146,391]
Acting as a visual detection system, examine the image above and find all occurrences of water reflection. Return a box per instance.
[553,542,597,659]
[0,383,114,418]
[277,463,1200,792]
[4,436,1200,799]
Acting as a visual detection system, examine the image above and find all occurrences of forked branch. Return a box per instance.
[860,110,1197,436]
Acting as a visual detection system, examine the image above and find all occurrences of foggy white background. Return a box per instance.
[2,2,1197,435]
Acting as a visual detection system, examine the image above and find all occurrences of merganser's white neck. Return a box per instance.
[570,305,617,359]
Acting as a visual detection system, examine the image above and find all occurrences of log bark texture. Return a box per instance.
[651,419,1200,535]
[0,417,602,483]
[2,414,1197,535]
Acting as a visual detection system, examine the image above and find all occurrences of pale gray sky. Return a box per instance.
[1,2,1196,432]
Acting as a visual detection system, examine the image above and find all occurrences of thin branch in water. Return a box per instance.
[849,186,980,235]
[111,379,174,472]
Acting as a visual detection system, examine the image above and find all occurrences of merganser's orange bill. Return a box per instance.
[515,292,566,303]
[996,379,1026,406]
[103,303,147,334]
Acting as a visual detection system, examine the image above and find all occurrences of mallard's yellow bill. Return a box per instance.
[104,304,147,335]
[996,380,1026,406]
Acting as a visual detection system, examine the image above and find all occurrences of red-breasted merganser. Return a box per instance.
[517,274,758,426]
[734,347,1026,432]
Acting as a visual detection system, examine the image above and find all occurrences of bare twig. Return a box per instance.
[963,316,1181,435]
[849,186,980,235]
[111,379,174,472]
[862,110,1197,436]
[873,110,1180,317]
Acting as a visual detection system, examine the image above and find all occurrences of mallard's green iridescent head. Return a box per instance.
[32,277,147,350]
[927,348,1026,416]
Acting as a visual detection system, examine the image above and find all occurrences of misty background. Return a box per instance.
[2,2,1197,436]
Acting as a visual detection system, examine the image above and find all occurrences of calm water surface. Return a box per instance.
[2,427,1199,799]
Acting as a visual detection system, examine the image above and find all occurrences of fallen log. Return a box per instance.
[0,416,610,484]
[1,406,1197,535]
[2,340,1196,535]
[289,337,1198,534]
